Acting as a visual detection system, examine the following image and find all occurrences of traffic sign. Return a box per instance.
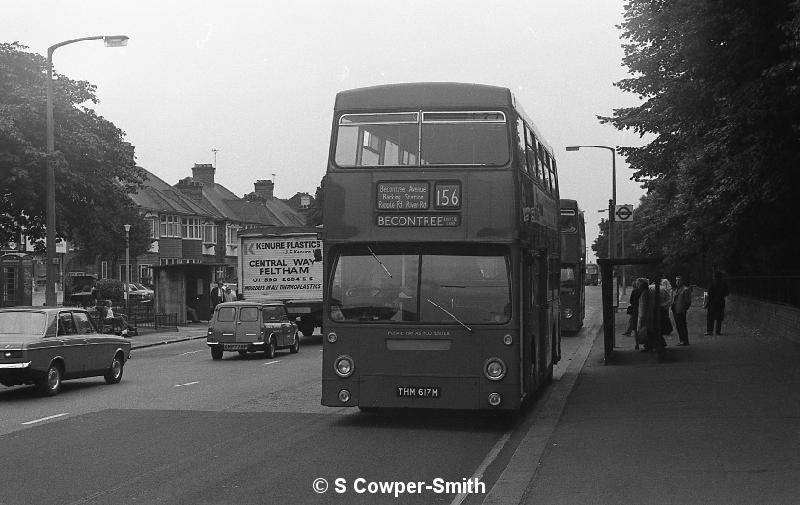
[614,204,633,222]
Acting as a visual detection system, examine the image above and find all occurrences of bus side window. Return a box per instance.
[525,127,540,182]
[516,118,529,176]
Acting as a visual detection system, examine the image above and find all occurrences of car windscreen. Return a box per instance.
[0,311,47,335]
[262,306,284,322]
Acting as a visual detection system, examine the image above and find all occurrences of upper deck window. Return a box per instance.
[334,111,509,168]
[560,209,577,233]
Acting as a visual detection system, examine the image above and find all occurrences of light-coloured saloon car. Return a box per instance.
[0,307,131,396]
[207,301,300,360]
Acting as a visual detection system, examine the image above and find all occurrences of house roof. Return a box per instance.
[131,169,219,218]
[130,167,305,226]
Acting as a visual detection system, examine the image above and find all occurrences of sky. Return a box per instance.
[4,0,647,263]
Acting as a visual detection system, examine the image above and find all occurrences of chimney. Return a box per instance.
[192,163,215,185]
[254,179,275,200]
[176,177,204,201]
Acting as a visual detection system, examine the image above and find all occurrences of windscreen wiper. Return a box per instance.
[367,246,392,278]
[425,298,473,333]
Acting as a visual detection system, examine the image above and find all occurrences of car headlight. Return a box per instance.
[484,358,506,381]
[563,308,574,319]
[334,355,354,378]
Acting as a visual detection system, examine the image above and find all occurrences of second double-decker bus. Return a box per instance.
[585,263,599,286]
[321,83,561,410]
[559,199,586,333]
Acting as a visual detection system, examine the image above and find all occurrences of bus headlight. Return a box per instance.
[503,334,513,346]
[488,392,502,406]
[338,389,351,403]
[563,308,574,319]
[484,358,506,381]
[334,355,354,377]
[327,332,338,344]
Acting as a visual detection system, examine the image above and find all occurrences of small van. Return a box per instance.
[207,301,300,360]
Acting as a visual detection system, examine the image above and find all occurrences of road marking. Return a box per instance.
[448,429,513,505]
[179,350,203,356]
[263,360,281,365]
[174,381,199,388]
[22,413,69,425]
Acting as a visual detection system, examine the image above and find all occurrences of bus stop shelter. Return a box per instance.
[152,263,229,325]
[598,256,663,363]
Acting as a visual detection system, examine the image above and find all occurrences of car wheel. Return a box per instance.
[265,337,276,359]
[211,346,223,360]
[298,319,315,337]
[290,332,300,354]
[38,362,63,396]
[104,353,125,384]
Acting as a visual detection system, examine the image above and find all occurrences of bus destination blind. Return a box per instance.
[376,181,461,227]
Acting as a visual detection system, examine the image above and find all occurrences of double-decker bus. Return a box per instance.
[321,83,561,410]
[559,199,586,333]
[585,263,599,286]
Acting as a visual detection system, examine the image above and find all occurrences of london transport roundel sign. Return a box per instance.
[614,204,634,222]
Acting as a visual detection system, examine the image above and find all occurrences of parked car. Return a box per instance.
[206,301,299,360]
[0,307,131,396]
[126,283,153,301]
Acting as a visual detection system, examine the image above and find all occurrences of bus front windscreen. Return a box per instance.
[334,111,509,167]
[329,247,511,324]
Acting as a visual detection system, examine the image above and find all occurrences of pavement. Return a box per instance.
[126,321,210,350]
[484,292,800,505]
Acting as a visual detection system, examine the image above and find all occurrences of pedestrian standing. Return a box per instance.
[623,280,641,343]
[705,271,729,335]
[637,278,666,360]
[671,276,692,345]
[224,285,236,302]
[210,280,225,309]
[659,278,674,336]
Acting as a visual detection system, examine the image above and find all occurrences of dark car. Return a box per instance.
[206,301,300,360]
[0,307,131,396]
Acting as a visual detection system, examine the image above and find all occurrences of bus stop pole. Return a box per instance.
[598,259,615,363]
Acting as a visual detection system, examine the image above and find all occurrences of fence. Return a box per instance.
[89,300,177,333]
[726,276,800,309]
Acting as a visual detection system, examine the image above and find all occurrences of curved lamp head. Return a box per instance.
[104,35,129,47]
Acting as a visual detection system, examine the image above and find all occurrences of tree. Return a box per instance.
[0,42,150,259]
[602,0,800,277]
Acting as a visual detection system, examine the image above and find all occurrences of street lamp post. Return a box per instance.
[565,145,617,261]
[124,224,131,314]
[44,35,129,306]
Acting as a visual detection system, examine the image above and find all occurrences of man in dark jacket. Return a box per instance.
[672,275,692,345]
[210,280,225,309]
[706,271,729,335]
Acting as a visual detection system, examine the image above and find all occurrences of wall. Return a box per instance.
[727,294,800,345]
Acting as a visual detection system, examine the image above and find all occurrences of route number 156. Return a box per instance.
[435,183,461,209]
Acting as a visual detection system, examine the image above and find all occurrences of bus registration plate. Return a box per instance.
[396,386,440,398]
